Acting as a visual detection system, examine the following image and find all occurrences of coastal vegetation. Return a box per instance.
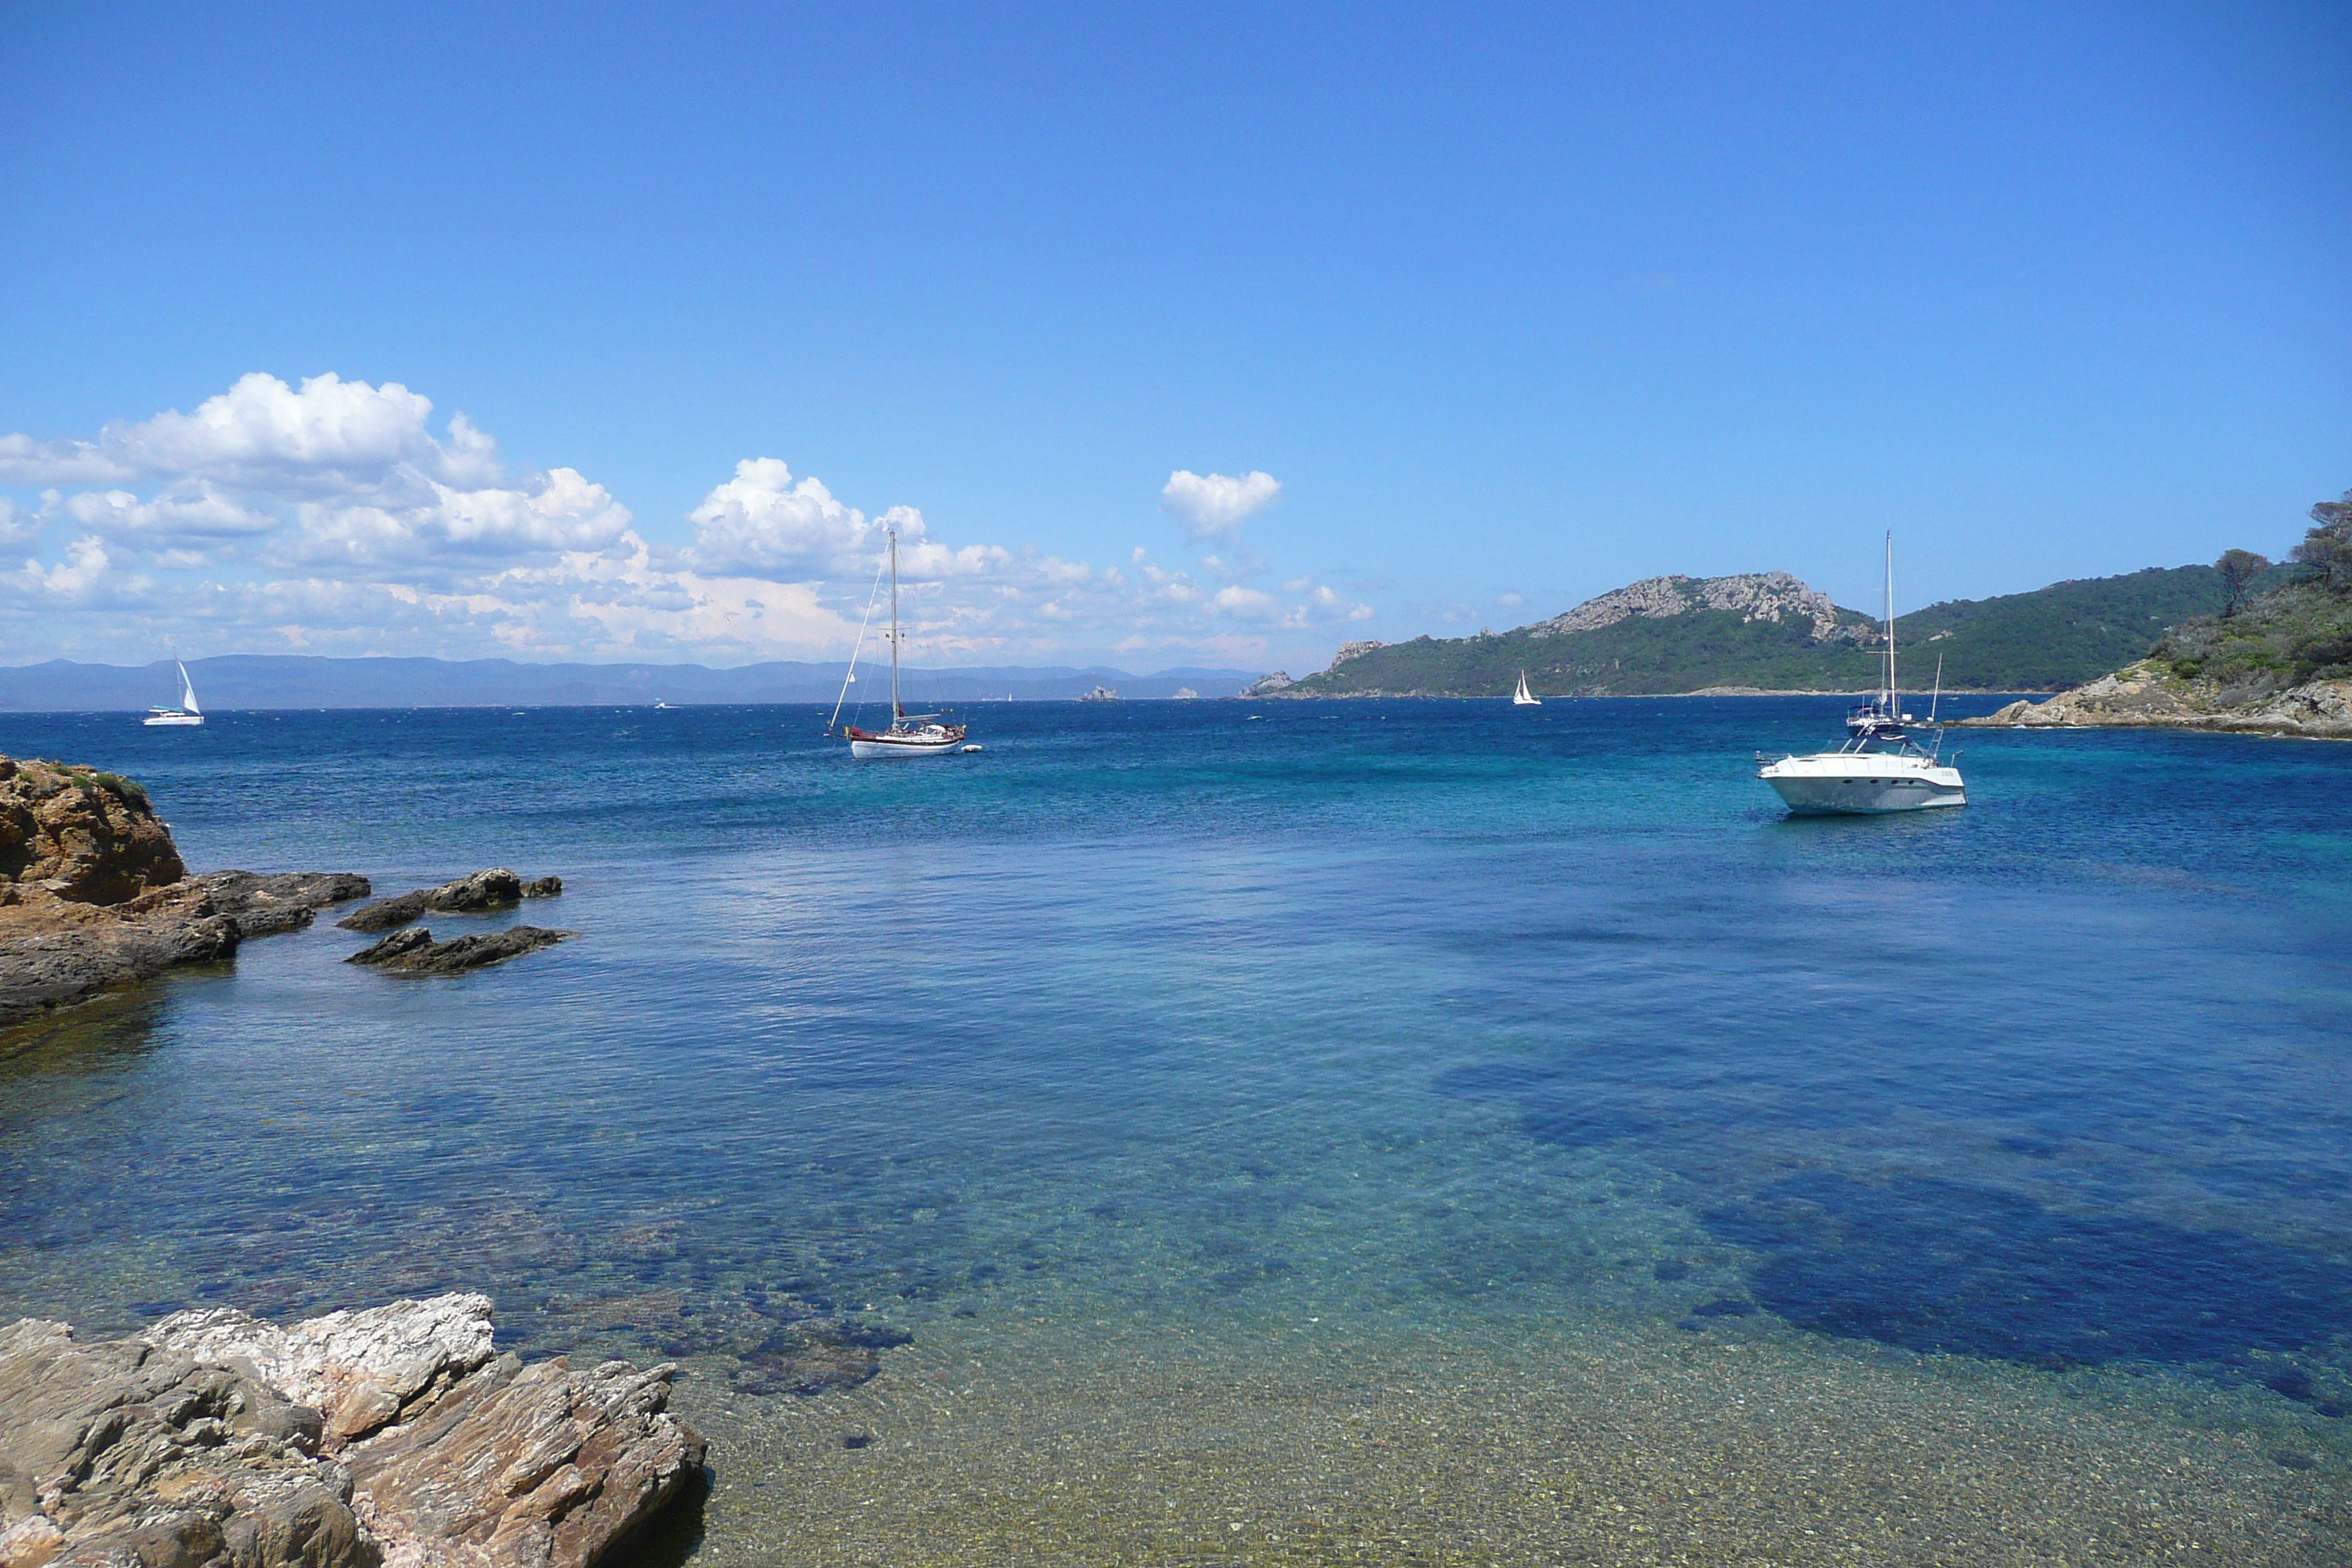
[1967,491,2352,738]
[1284,563,2241,697]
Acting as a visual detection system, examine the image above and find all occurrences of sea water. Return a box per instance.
[2,698,2348,1564]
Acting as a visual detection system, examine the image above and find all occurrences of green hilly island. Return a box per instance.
[1276,564,2243,698]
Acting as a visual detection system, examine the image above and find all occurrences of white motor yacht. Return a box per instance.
[1755,535,1964,815]
[829,527,968,758]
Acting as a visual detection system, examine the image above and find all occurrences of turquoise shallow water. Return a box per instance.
[3,697,2348,1562]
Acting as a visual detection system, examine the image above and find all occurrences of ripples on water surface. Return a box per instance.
[4,698,2348,1564]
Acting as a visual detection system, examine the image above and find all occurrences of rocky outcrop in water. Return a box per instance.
[197,872,379,938]
[347,927,573,976]
[0,1294,704,1568]
[1237,671,1294,696]
[0,754,373,1032]
[0,756,185,905]
[1959,659,2352,739]
[336,871,562,935]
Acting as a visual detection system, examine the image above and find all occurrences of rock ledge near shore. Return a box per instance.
[0,1294,705,1568]
[1957,659,2352,739]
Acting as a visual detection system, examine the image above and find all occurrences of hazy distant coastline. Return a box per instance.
[0,656,1260,712]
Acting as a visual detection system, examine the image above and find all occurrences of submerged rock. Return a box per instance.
[732,1318,913,1397]
[337,869,559,933]
[347,925,573,975]
[0,1294,704,1568]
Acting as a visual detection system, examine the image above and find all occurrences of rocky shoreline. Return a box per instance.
[1957,660,2352,739]
[0,1293,704,1568]
[0,754,573,1034]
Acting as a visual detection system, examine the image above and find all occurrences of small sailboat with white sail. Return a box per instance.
[829,527,968,758]
[1512,670,1540,706]
[1754,534,1964,815]
[143,660,205,727]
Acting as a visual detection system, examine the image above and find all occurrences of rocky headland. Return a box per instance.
[1959,660,2352,739]
[0,1293,704,1568]
[1959,519,2352,740]
[0,754,576,1033]
[0,755,372,1031]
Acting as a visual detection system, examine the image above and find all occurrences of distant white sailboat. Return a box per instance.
[1512,670,1540,706]
[143,660,205,727]
[828,527,968,758]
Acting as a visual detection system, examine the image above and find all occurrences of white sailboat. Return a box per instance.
[143,660,205,727]
[1512,670,1540,706]
[1754,534,1964,815]
[829,527,968,758]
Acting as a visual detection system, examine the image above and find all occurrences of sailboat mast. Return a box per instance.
[888,528,902,721]
[1883,530,1896,714]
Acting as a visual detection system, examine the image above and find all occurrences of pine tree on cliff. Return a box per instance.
[2292,491,2352,594]
[2215,549,2269,617]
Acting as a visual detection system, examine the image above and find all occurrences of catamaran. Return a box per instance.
[1754,534,1964,815]
[829,527,968,758]
[143,660,205,727]
[1512,670,1540,706]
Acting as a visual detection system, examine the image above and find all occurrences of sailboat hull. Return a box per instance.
[847,725,967,758]
[849,736,961,758]
[143,713,203,727]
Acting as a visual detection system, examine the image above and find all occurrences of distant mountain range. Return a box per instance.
[0,656,1259,712]
[1268,564,2250,697]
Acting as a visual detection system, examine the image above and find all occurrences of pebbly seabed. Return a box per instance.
[2,698,2348,1565]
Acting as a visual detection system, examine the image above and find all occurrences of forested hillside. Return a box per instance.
[1284,565,2234,697]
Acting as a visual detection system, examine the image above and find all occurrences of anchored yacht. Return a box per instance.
[828,527,969,758]
[1755,535,1964,815]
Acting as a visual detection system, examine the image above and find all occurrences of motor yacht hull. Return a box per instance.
[1758,753,1964,815]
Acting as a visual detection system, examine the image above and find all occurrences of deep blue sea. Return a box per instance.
[4,696,2348,1563]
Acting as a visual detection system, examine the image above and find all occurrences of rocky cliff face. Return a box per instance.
[1961,659,2352,739]
[1530,573,1871,644]
[0,758,185,904]
[0,1294,704,1568]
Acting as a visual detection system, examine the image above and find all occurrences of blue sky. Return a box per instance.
[1,1,2345,670]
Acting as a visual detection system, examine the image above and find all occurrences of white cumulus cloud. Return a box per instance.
[0,372,500,493]
[0,375,1368,666]
[1161,469,1281,542]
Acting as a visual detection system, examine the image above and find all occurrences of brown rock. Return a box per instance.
[337,870,538,934]
[0,756,184,904]
[0,1295,705,1568]
[344,1354,705,1568]
[0,1317,368,1568]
